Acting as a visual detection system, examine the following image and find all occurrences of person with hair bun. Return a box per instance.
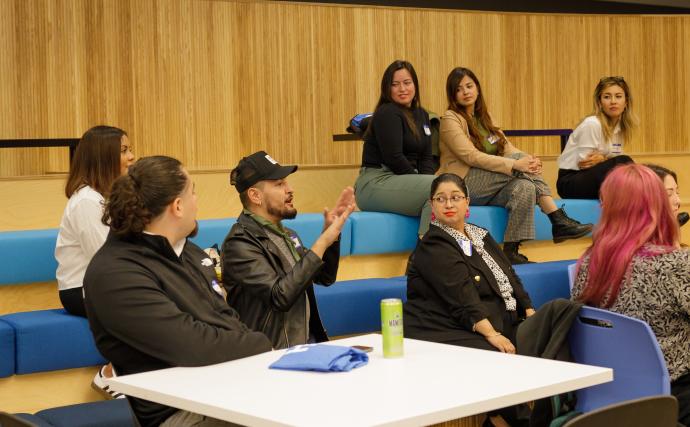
[572,164,690,425]
[557,76,637,199]
[84,156,272,427]
[55,125,134,397]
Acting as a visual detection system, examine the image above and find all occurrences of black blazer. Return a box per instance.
[404,223,533,344]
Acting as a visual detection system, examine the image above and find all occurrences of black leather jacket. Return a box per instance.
[221,213,340,349]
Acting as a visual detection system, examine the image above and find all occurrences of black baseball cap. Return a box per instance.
[230,151,298,193]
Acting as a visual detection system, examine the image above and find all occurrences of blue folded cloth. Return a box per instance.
[269,344,369,372]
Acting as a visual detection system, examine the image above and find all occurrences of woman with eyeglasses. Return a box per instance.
[557,76,637,199]
[55,125,134,398]
[439,67,592,264]
[405,173,535,426]
[571,164,689,425]
[355,60,436,236]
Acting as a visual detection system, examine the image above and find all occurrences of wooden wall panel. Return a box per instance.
[1,0,689,178]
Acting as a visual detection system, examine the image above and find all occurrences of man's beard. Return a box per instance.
[187,221,199,238]
[267,204,297,220]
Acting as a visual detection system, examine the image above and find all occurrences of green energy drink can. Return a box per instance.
[381,298,404,358]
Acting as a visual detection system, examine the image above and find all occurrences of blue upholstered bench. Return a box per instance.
[0,309,105,375]
[0,214,351,287]
[0,229,59,285]
[315,259,575,336]
[315,276,407,336]
[348,199,600,254]
[513,259,575,308]
[14,399,137,427]
[0,318,15,377]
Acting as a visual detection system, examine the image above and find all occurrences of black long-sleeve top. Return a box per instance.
[361,103,435,175]
[84,232,272,427]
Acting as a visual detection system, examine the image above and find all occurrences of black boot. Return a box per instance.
[549,208,593,243]
[679,212,689,227]
[503,241,534,265]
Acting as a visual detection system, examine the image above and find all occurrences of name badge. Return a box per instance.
[487,134,499,145]
[289,234,302,249]
[423,124,431,136]
[610,142,622,155]
[460,239,472,256]
[211,280,227,298]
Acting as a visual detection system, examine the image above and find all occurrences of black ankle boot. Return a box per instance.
[679,212,689,227]
[503,241,534,264]
[549,208,593,243]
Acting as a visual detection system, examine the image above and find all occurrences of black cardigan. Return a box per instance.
[404,224,533,344]
[361,103,435,175]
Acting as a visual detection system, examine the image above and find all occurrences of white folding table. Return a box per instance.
[107,334,612,426]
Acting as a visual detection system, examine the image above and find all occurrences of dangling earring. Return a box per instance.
[430,212,436,221]
[465,208,470,219]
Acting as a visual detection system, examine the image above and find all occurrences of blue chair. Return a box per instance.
[567,262,577,292]
[569,306,671,412]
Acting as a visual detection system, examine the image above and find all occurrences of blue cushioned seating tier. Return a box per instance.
[34,399,138,427]
[284,213,352,256]
[513,259,575,309]
[15,413,54,427]
[190,214,352,256]
[315,260,574,336]
[349,212,419,254]
[0,319,15,378]
[188,218,237,249]
[0,309,105,374]
[0,229,58,285]
[467,206,508,243]
[534,199,600,241]
[315,276,407,336]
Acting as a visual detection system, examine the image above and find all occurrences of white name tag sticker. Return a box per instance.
[610,143,622,155]
[460,239,472,256]
[423,125,432,136]
[487,134,499,145]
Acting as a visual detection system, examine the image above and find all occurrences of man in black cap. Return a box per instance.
[221,151,355,349]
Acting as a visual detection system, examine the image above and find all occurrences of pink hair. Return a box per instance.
[577,164,679,308]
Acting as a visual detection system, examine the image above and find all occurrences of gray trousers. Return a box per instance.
[354,167,435,235]
[464,155,551,243]
[161,410,242,427]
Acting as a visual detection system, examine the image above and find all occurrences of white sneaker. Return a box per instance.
[91,364,125,399]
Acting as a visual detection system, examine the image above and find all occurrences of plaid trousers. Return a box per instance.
[464,154,552,243]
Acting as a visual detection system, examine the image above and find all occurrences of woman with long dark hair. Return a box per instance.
[572,164,689,425]
[55,125,134,397]
[439,67,591,264]
[355,60,436,236]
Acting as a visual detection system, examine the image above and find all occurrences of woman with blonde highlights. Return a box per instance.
[557,77,637,199]
[572,164,689,425]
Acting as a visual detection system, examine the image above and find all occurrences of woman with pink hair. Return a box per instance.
[571,164,690,425]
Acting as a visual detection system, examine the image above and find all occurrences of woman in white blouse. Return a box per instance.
[55,125,134,398]
[557,77,637,199]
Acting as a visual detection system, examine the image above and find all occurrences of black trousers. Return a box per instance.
[556,155,634,199]
[59,286,87,318]
[672,372,690,426]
